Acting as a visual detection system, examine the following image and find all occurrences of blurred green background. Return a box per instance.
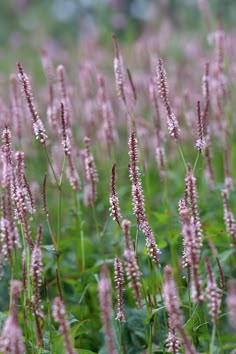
[0,0,235,45]
[0,0,235,72]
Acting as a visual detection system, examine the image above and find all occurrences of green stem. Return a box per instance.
[135,228,139,256]
[44,146,59,188]
[20,224,36,352]
[156,310,166,353]
[59,155,66,187]
[119,322,127,354]
[216,326,223,354]
[125,104,136,131]
[148,322,153,354]
[157,269,168,330]
[74,193,85,272]
[210,324,216,354]
[203,303,210,351]
[44,281,52,352]
[57,156,66,245]
[177,142,187,171]
[143,161,151,219]
[57,191,62,245]
[187,281,192,319]
[46,217,58,253]
[193,151,200,175]
[91,204,104,261]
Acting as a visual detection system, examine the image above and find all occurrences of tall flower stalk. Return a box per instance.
[17,62,48,145]
[98,264,117,354]
[128,130,160,266]
[31,224,43,318]
[52,297,75,354]
[156,58,180,140]
[205,257,222,324]
[0,281,24,354]
[114,257,125,322]
[122,219,142,308]
[221,189,236,246]
[163,266,197,354]
[109,163,122,226]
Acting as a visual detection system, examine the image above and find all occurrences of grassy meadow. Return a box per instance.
[0,1,236,353]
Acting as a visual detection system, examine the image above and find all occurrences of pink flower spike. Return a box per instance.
[227,280,236,329]
[109,163,122,225]
[0,281,25,354]
[205,257,222,324]
[163,266,198,354]
[114,257,125,322]
[52,297,76,354]
[98,264,117,354]
[112,34,126,104]
[156,58,180,140]
[128,130,160,266]
[17,62,48,144]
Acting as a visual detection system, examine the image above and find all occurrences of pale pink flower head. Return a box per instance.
[156,58,180,140]
[163,266,197,354]
[227,280,236,329]
[0,280,24,354]
[98,264,117,354]
[17,62,48,144]
[109,163,122,225]
[52,297,75,354]
[31,224,43,316]
[114,257,125,322]
[112,33,127,105]
[205,257,222,323]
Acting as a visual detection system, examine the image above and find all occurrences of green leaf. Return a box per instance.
[42,244,56,253]
[184,307,206,336]
[152,211,169,224]
[157,240,168,248]
[0,312,7,331]
[218,249,235,263]
[69,319,90,340]
[145,306,166,323]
